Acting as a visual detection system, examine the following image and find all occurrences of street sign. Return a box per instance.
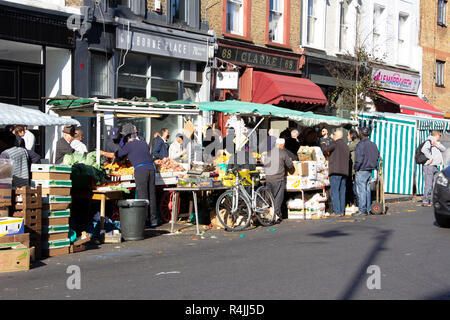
[216,71,239,90]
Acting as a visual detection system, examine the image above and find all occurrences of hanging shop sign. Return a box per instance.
[218,46,299,73]
[372,68,420,94]
[216,71,239,90]
[116,28,208,62]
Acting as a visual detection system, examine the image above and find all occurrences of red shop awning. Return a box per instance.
[377,91,444,119]
[252,71,328,106]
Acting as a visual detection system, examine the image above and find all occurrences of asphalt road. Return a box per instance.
[1,200,450,300]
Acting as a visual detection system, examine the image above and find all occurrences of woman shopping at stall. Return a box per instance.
[112,126,158,228]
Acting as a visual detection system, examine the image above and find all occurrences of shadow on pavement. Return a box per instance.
[424,290,450,300]
[309,229,350,238]
[339,229,393,300]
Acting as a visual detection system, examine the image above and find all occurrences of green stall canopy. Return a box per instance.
[199,100,357,127]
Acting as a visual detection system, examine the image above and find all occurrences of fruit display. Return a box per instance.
[154,158,185,173]
[104,162,134,176]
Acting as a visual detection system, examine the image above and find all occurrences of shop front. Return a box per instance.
[214,39,328,134]
[74,15,215,151]
[371,67,444,119]
[0,2,76,161]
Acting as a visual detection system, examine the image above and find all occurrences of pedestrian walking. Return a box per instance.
[421,130,446,206]
[320,129,350,217]
[262,138,295,222]
[353,127,379,216]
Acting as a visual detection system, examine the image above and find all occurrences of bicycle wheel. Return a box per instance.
[254,186,276,226]
[215,189,252,231]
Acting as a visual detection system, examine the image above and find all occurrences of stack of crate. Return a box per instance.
[12,185,42,259]
[31,164,72,257]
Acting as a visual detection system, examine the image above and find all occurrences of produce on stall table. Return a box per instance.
[154,158,185,173]
[104,162,134,176]
[63,152,107,186]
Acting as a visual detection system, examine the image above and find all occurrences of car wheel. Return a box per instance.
[435,213,450,228]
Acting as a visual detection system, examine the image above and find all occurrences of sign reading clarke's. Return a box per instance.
[116,28,208,62]
[218,46,299,72]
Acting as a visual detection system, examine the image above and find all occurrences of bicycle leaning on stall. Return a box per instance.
[215,168,276,231]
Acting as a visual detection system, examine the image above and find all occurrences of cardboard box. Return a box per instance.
[0,217,24,237]
[32,172,71,181]
[43,224,70,234]
[43,195,71,204]
[42,217,69,226]
[42,246,69,257]
[31,164,72,174]
[0,208,9,217]
[104,230,122,244]
[43,209,70,219]
[0,233,30,247]
[286,176,316,190]
[0,242,30,272]
[42,238,70,250]
[42,232,69,241]
[302,161,318,180]
[43,203,71,211]
[0,187,12,206]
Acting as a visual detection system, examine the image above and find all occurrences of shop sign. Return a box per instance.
[216,71,239,89]
[218,46,299,73]
[116,28,208,62]
[372,68,420,94]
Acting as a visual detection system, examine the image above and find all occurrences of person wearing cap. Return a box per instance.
[70,129,88,154]
[54,125,75,164]
[169,134,186,161]
[114,132,158,227]
[152,128,170,160]
[99,127,122,161]
[353,127,379,217]
[262,138,295,222]
[320,129,350,217]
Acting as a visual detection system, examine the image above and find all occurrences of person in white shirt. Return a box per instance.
[70,129,88,154]
[169,134,186,161]
[23,126,35,151]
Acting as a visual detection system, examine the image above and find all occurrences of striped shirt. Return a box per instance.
[0,147,29,187]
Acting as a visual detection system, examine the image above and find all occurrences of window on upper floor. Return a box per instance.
[307,0,317,45]
[171,0,187,24]
[227,0,244,35]
[398,13,409,65]
[438,0,447,26]
[91,51,111,98]
[339,1,349,52]
[436,60,445,86]
[269,0,284,43]
[373,5,384,47]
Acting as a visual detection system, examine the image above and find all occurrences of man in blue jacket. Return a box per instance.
[353,127,379,216]
[152,128,170,160]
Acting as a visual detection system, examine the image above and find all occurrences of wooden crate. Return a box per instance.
[69,243,86,253]
[14,186,42,210]
[13,208,42,230]
[0,233,30,247]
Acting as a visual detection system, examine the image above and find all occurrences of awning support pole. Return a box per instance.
[96,109,101,165]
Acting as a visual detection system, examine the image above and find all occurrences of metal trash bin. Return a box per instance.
[118,199,149,241]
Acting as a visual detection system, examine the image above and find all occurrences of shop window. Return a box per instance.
[397,14,409,65]
[373,5,384,55]
[338,1,348,52]
[172,0,187,23]
[152,56,181,81]
[307,0,317,45]
[90,52,111,97]
[117,52,149,99]
[438,0,447,26]
[227,0,244,35]
[269,0,284,43]
[182,61,203,84]
[436,60,445,87]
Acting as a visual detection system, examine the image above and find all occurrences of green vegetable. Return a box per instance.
[85,151,97,167]
[110,186,130,194]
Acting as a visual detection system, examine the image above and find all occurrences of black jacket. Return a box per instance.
[320,139,350,176]
[54,138,74,164]
[354,138,379,172]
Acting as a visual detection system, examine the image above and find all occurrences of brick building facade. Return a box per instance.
[420,0,450,114]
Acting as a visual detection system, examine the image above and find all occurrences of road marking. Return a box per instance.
[156,271,180,276]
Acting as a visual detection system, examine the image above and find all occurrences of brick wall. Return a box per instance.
[203,0,301,49]
[420,0,450,112]
[147,0,166,15]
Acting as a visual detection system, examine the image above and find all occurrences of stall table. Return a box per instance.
[163,186,230,234]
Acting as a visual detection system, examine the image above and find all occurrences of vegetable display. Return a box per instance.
[154,158,185,173]
[104,162,134,176]
[63,151,107,185]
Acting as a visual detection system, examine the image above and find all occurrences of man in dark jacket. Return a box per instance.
[320,129,350,216]
[54,125,75,164]
[152,128,170,160]
[353,127,379,216]
[263,138,295,222]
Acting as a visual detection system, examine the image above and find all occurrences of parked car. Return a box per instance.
[434,166,450,228]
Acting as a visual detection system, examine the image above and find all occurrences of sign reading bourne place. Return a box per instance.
[116,28,208,62]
